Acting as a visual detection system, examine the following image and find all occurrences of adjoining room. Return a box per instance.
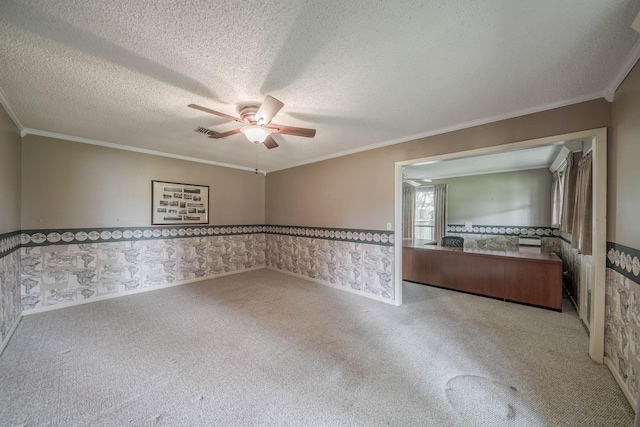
[401,139,594,315]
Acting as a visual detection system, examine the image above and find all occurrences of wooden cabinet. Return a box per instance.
[402,245,562,310]
[503,258,562,309]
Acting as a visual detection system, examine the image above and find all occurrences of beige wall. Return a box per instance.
[0,106,21,234]
[435,168,552,226]
[267,99,611,230]
[610,60,640,248]
[21,135,265,229]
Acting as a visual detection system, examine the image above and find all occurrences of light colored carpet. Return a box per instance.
[0,269,634,426]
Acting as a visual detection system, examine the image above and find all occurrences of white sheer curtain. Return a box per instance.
[551,170,562,227]
[402,184,416,241]
[433,184,448,244]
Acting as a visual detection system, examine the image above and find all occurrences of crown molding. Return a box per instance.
[3,85,608,176]
[22,128,267,175]
[605,39,640,102]
[267,90,604,173]
[0,86,25,132]
[633,11,640,34]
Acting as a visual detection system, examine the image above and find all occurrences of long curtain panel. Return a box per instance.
[551,170,562,227]
[433,184,448,244]
[571,151,593,255]
[560,152,582,233]
[402,184,416,241]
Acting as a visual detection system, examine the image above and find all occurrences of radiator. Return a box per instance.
[518,235,542,247]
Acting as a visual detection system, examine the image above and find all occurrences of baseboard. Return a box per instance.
[22,265,265,316]
[265,266,396,305]
[0,314,23,356]
[605,356,638,413]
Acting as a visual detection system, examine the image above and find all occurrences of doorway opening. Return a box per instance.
[393,128,607,362]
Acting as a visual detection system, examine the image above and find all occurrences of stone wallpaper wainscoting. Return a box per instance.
[605,242,640,408]
[18,225,396,312]
[558,233,581,304]
[20,226,266,312]
[0,231,21,345]
[446,224,560,252]
[265,226,394,302]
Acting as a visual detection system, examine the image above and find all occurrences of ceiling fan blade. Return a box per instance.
[263,135,279,149]
[208,128,241,139]
[267,123,316,138]
[188,104,246,124]
[254,96,284,125]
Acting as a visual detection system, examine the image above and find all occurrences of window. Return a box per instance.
[415,187,435,241]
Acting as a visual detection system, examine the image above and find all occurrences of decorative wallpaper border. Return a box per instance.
[20,225,266,247]
[447,224,559,237]
[19,225,395,248]
[559,231,572,244]
[607,242,640,284]
[0,231,21,258]
[264,225,394,246]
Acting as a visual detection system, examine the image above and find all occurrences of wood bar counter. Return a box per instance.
[402,241,563,310]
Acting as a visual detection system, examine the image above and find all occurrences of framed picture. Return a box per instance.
[152,180,209,225]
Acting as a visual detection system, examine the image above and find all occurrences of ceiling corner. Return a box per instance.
[605,39,640,101]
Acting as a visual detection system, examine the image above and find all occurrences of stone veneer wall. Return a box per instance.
[265,226,395,302]
[605,242,640,406]
[0,232,21,343]
[18,225,396,311]
[445,224,560,252]
[19,226,266,311]
[557,233,581,304]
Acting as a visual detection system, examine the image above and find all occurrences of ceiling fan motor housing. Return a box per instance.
[239,106,259,124]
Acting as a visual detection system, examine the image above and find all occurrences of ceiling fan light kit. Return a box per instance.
[188,95,316,150]
[240,125,272,143]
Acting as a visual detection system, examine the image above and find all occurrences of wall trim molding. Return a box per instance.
[265,225,393,246]
[605,40,640,102]
[0,230,21,258]
[268,92,605,173]
[21,265,265,316]
[447,224,559,237]
[265,266,396,306]
[559,231,572,244]
[606,242,640,284]
[8,90,605,176]
[21,128,267,175]
[19,225,394,248]
[21,224,266,247]
[605,356,638,412]
[0,314,22,356]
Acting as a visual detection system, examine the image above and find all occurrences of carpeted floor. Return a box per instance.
[0,269,634,426]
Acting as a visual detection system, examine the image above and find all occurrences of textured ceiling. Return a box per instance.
[1,0,639,172]
[403,145,562,181]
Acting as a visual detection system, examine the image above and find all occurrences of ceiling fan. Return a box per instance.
[402,174,432,187]
[188,96,316,149]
